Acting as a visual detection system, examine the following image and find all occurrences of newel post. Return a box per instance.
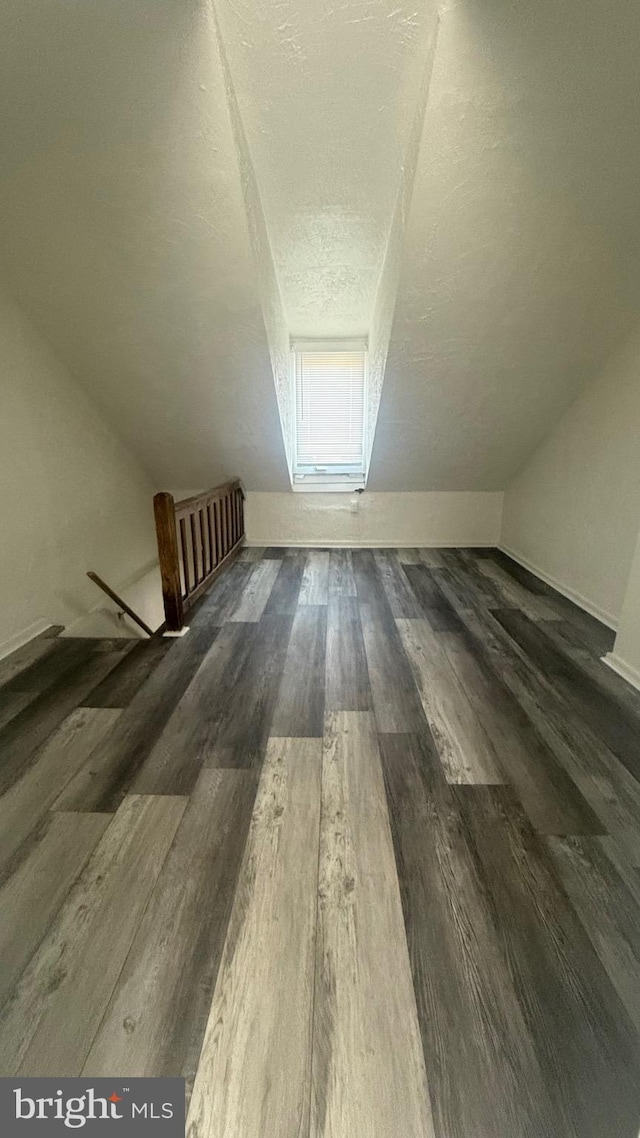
[154,492,185,633]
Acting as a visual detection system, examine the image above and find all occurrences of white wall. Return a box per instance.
[0,294,159,653]
[606,528,640,688]
[245,491,503,548]
[501,330,640,628]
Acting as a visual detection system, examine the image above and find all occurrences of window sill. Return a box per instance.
[291,481,365,494]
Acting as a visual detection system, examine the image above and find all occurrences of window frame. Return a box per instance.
[290,338,368,490]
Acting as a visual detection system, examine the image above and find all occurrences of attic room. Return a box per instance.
[1,0,639,1134]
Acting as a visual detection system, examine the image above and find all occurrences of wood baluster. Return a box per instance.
[202,507,211,576]
[180,518,191,596]
[221,494,229,557]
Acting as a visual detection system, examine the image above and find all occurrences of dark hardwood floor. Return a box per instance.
[0,546,639,1137]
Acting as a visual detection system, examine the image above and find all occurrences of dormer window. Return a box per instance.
[291,339,367,490]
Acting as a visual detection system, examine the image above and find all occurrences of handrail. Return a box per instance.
[87,572,155,638]
[154,478,245,633]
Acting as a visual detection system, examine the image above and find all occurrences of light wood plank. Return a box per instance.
[0,707,121,870]
[438,631,601,834]
[187,737,322,1138]
[328,549,357,597]
[84,770,257,1095]
[475,558,560,620]
[229,560,281,621]
[299,551,330,605]
[311,712,434,1138]
[52,623,218,812]
[0,812,111,1008]
[0,648,127,796]
[417,548,445,567]
[397,619,503,783]
[0,794,186,1075]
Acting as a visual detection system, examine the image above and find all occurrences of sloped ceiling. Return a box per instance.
[369,0,640,489]
[0,0,639,492]
[0,0,290,489]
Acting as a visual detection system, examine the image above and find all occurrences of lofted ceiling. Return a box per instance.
[0,0,639,491]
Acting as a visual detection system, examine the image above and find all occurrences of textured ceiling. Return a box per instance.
[0,0,290,489]
[213,0,438,338]
[0,0,639,491]
[369,0,640,488]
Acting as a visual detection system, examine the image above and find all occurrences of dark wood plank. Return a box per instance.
[84,770,257,1096]
[402,565,463,630]
[271,606,326,737]
[0,647,129,797]
[372,550,423,617]
[188,559,253,627]
[352,549,389,610]
[494,608,640,781]
[0,709,120,872]
[204,614,294,768]
[489,548,553,595]
[359,603,424,733]
[0,794,187,1075]
[325,596,371,711]
[0,691,39,732]
[454,785,640,1138]
[547,835,640,1031]
[53,623,220,812]
[439,630,603,834]
[487,551,615,654]
[263,552,305,616]
[0,811,111,1009]
[1,635,121,696]
[263,546,287,559]
[81,637,172,708]
[432,596,640,864]
[132,624,252,795]
[0,627,64,688]
[379,734,556,1137]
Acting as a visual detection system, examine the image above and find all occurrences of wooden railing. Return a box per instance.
[154,479,245,632]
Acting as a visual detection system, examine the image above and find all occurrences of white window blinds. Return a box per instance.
[294,348,366,471]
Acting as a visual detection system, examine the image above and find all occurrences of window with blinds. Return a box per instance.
[292,344,367,481]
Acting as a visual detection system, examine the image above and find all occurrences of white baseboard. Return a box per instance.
[602,652,640,694]
[498,545,618,631]
[244,539,495,549]
[0,619,56,663]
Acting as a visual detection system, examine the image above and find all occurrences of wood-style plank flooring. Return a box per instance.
[1,548,640,1137]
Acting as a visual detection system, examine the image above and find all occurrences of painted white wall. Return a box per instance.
[501,330,640,628]
[245,491,503,548]
[0,293,159,652]
[606,529,640,689]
